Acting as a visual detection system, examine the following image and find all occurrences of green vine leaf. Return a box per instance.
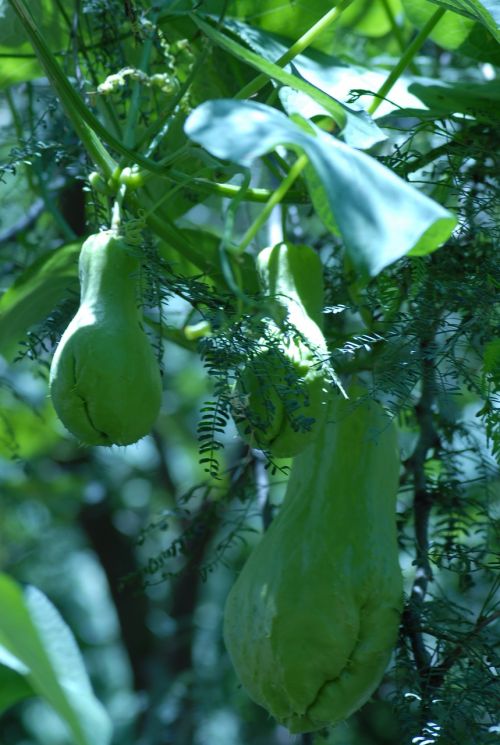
[425,0,500,40]
[408,77,500,123]
[185,99,456,279]
[402,0,475,48]
[213,16,386,148]
[191,15,347,126]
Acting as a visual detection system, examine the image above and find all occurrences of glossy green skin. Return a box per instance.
[236,243,330,457]
[49,231,162,446]
[258,242,325,329]
[224,391,403,733]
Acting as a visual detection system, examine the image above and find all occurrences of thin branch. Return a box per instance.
[404,324,441,675]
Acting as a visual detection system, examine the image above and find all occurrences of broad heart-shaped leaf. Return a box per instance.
[336,0,403,37]
[213,17,386,148]
[0,574,112,745]
[402,0,475,48]
[0,52,42,87]
[192,16,347,127]
[0,0,75,47]
[0,0,76,87]
[0,241,80,361]
[185,100,456,279]
[409,77,500,124]
[457,21,500,64]
[215,17,424,118]
[425,0,500,40]
[279,84,386,151]
[175,0,338,49]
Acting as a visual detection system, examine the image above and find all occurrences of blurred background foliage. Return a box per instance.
[0,0,499,744]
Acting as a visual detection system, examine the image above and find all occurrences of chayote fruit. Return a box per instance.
[224,389,403,733]
[235,243,331,458]
[49,230,162,446]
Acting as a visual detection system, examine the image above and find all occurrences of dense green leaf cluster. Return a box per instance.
[0,0,498,743]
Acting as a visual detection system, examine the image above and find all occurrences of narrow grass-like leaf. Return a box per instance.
[0,575,112,745]
[0,242,80,360]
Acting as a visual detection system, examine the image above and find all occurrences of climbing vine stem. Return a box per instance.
[368,7,446,115]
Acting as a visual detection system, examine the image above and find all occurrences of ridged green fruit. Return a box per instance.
[49,231,162,446]
[235,243,330,458]
[224,390,403,733]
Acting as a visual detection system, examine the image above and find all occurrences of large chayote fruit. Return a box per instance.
[224,389,403,733]
[235,243,331,458]
[49,230,162,446]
